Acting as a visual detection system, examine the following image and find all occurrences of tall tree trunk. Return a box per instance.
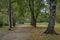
[29,0,36,27]
[44,0,57,34]
[31,13,36,27]
[8,0,12,30]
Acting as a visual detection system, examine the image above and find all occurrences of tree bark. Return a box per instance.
[31,14,36,27]
[8,0,12,30]
[29,0,36,27]
[12,17,16,27]
[44,0,57,34]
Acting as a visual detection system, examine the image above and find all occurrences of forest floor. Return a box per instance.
[0,24,60,40]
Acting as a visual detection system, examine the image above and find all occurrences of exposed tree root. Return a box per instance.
[44,30,58,35]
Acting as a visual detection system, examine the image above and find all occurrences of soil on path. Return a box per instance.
[1,24,45,40]
[0,25,34,40]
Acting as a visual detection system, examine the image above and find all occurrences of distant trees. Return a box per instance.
[16,0,26,24]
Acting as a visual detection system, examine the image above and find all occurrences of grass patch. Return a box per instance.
[32,32,60,40]
[31,27,60,40]
[24,23,60,40]
[0,27,8,32]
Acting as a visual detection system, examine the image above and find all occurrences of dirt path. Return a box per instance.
[1,25,34,40]
[0,24,45,40]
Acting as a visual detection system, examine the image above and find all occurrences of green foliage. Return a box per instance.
[0,16,3,27]
[0,0,60,25]
[0,16,8,26]
[3,20,8,26]
[56,2,60,23]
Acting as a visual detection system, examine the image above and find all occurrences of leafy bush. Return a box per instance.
[3,20,8,26]
[56,14,60,23]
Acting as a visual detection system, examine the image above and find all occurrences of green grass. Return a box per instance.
[25,22,60,27]
[0,27,8,32]
[31,27,60,40]
[32,32,60,40]
[25,23,60,40]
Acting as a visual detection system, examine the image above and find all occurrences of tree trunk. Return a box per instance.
[12,17,16,27]
[8,0,12,30]
[44,0,57,34]
[31,13,36,27]
[30,9,36,27]
[29,0,36,27]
